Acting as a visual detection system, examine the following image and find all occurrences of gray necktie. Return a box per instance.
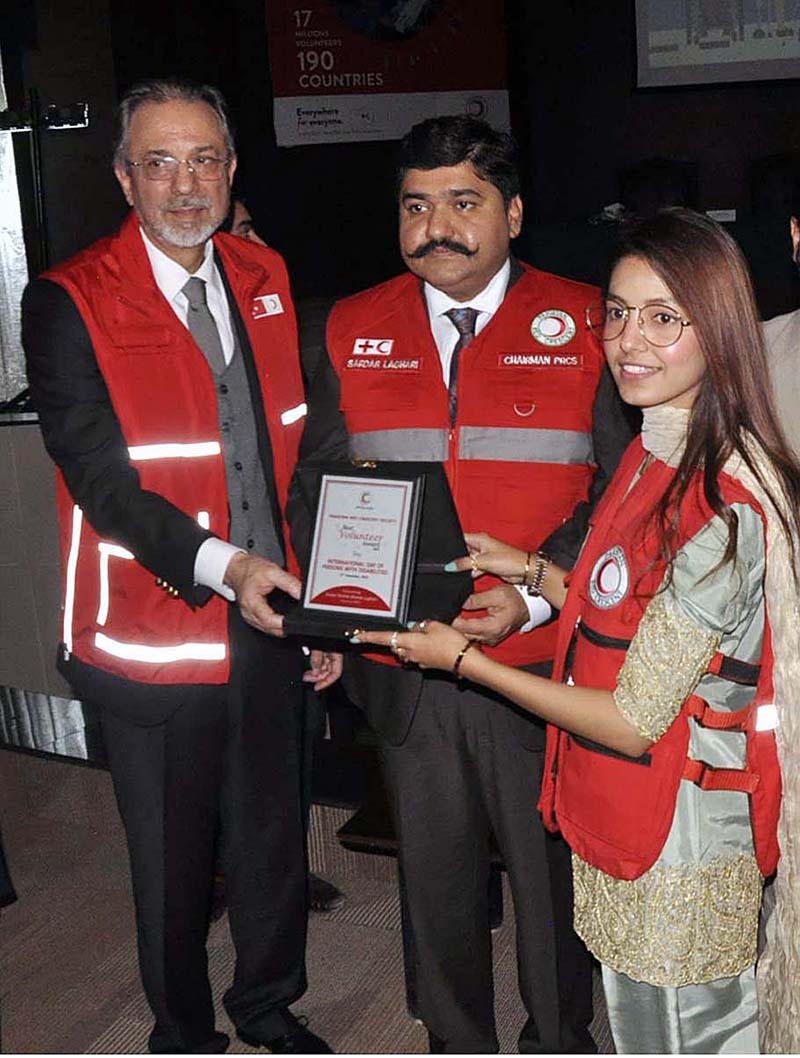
[182,276,225,375]
[445,307,479,424]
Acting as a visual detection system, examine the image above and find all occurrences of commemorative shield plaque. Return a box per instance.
[282,462,473,641]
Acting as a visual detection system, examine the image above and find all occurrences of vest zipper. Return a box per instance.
[448,425,459,495]
[563,617,580,752]
[563,616,581,686]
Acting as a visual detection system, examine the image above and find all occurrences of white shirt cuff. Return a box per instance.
[516,585,552,632]
[194,538,245,602]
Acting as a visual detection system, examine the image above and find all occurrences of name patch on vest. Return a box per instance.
[531,309,576,347]
[589,546,629,609]
[351,338,394,356]
[497,352,584,368]
[252,293,285,319]
[345,356,422,372]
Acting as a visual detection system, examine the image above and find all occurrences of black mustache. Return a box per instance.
[408,238,477,259]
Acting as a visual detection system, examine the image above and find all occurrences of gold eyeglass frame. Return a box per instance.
[586,297,692,347]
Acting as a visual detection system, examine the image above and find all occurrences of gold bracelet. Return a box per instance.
[452,641,475,677]
[525,552,550,597]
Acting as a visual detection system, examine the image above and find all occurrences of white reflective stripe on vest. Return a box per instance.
[63,505,84,653]
[280,402,307,426]
[97,542,134,626]
[756,703,779,732]
[94,633,226,664]
[128,441,221,461]
[349,428,449,462]
[458,426,593,465]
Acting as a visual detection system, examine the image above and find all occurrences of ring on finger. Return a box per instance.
[390,630,400,651]
[470,552,479,574]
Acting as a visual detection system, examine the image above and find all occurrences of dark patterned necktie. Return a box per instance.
[445,307,479,424]
[182,276,225,375]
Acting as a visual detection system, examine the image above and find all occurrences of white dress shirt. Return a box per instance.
[140,229,243,600]
[425,258,510,385]
[141,229,236,364]
[423,259,551,631]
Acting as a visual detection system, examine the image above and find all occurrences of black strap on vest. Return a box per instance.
[569,732,653,766]
[561,618,759,770]
[714,654,761,686]
[561,620,651,766]
[577,623,760,685]
[578,621,631,651]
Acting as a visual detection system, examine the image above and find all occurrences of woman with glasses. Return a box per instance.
[358,208,800,1053]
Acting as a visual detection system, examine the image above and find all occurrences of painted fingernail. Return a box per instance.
[444,561,457,572]
[406,621,416,628]
[349,635,361,644]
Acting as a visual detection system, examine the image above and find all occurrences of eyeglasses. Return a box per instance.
[586,298,692,347]
[126,154,232,182]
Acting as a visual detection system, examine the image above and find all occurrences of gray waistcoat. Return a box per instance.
[206,309,284,565]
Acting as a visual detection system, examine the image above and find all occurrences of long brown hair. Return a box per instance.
[611,207,800,576]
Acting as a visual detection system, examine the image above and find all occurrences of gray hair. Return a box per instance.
[113,79,235,167]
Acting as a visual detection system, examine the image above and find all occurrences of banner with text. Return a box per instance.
[267,1,509,147]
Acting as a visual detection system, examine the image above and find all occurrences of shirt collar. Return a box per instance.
[140,226,217,305]
[424,258,511,322]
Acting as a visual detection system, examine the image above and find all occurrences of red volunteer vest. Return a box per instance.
[327,264,604,666]
[45,212,306,685]
[539,438,781,880]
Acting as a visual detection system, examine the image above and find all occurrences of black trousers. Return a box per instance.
[381,673,594,1054]
[99,613,307,1053]
[0,824,16,908]
[300,686,327,833]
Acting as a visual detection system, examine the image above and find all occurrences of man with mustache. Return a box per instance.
[304,115,634,1052]
[21,80,338,1054]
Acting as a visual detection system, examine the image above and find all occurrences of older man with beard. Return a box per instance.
[21,80,338,1054]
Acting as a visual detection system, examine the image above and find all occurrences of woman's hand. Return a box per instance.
[356,620,471,672]
[447,532,529,583]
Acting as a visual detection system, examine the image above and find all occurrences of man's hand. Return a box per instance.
[452,584,528,647]
[304,650,343,691]
[223,552,302,636]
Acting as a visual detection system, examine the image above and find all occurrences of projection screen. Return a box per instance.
[637,1,800,87]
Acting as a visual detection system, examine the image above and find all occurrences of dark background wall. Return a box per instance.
[4,0,800,306]
[515,4,800,225]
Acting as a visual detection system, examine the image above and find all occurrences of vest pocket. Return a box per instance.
[482,366,589,420]
[339,374,423,413]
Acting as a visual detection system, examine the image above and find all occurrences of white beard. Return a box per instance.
[147,194,226,249]
[151,215,220,248]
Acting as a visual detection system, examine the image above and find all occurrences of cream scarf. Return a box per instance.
[642,404,800,1053]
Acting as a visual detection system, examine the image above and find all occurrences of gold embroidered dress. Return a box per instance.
[573,505,765,988]
[572,406,772,1053]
